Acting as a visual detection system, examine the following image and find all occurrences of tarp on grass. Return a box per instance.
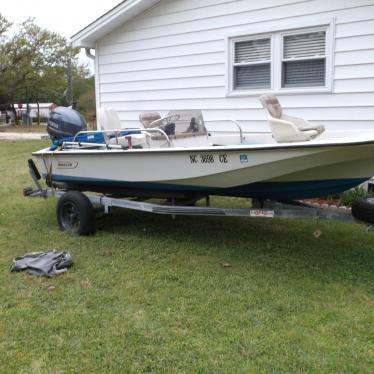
[10,250,72,277]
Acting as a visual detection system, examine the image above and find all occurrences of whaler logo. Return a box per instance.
[57,161,78,169]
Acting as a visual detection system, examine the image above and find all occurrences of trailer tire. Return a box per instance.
[57,191,96,235]
[351,198,374,224]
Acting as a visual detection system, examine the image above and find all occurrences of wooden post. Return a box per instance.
[36,101,40,125]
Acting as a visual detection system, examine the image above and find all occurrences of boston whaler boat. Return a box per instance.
[26,95,374,234]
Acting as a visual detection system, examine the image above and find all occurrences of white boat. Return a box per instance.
[33,95,374,200]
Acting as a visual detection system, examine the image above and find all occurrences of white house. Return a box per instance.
[71,0,374,133]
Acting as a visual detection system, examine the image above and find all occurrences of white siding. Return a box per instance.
[95,0,374,130]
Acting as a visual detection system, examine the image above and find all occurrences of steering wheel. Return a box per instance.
[149,114,180,128]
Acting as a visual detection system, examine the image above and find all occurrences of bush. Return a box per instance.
[338,186,369,206]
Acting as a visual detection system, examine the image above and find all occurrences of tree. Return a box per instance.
[76,84,96,123]
[0,14,79,115]
[74,68,96,122]
[0,14,14,108]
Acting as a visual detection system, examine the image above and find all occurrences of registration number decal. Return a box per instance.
[189,154,228,164]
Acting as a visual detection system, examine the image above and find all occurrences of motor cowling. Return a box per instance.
[47,107,87,140]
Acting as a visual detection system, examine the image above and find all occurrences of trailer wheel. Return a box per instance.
[57,191,96,235]
[351,198,374,224]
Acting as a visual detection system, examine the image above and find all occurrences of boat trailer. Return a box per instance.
[24,159,360,235]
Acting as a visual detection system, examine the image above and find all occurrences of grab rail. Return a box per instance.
[140,127,171,146]
[205,119,244,143]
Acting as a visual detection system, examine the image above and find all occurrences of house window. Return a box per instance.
[282,31,326,88]
[233,37,271,90]
[229,24,331,94]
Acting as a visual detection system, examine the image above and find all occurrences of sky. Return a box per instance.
[1,0,122,70]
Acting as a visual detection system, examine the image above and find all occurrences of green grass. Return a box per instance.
[0,140,373,373]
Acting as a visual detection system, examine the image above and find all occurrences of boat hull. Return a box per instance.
[33,141,374,199]
[47,175,367,199]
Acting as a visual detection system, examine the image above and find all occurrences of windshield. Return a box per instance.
[166,110,206,135]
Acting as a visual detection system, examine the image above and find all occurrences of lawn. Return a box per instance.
[0,140,373,373]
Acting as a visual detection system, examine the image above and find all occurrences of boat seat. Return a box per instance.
[97,107,123,144]
[259,94,325,143]
[97,107,122,132]
[139,112,161,128]
[98,107,147,147]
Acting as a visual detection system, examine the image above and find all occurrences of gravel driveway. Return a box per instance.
[0,132,48,140]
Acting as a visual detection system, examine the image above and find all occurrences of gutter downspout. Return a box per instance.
[85,48,95,60]
[85,47,100,130]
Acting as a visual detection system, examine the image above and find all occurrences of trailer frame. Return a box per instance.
[25,160,360,235]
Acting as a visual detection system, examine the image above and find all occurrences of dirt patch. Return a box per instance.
[303,198,340,206]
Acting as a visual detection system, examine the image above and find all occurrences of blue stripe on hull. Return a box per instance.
[50,175,369,199]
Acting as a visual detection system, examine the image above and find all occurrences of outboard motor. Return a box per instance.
[47,107,87,140]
